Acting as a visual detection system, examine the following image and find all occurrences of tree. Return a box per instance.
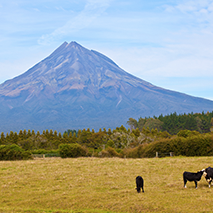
[32,130,35,136]
[49,129,53,137]
[23,129,27,138]
[77,130,82,138]
[45,130,49,137]
[108,128,112,135]
[0,132,5,144]
[58,132,62,138]
[19,130,23,139]
[63,132,68,140]
[132,128,140,137]
[27,130,31,137]
[138,117,146,131]
[211,117,213,126]
[127,118,138,130]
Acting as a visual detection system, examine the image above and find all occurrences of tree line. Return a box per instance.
[127,111,213,135]
[0,111,213,160]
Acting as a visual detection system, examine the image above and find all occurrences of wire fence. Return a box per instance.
[155,152,173,158]
[32,153,60,158]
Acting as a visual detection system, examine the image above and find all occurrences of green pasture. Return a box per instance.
[0,157,213,213]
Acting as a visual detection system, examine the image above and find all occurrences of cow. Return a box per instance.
[136,176,144,193]
[183,169,205,189]
[203,167,213,188]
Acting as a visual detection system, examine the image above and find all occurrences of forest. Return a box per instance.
[127,111,213,134]
[0,111,213,160]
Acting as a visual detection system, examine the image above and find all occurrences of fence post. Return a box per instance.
[156,152,158,158]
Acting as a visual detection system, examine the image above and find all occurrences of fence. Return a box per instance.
[155,152,173,158]
[32,153,60,158]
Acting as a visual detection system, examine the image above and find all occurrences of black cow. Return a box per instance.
[136,176,144,193]
[183,169,204,189]
[203,167,213,188]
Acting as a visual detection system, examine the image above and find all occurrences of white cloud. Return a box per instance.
[38,0,112,45]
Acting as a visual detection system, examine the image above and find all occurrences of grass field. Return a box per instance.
[0,156,213,213]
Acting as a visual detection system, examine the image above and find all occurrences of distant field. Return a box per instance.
[0,157,213,213]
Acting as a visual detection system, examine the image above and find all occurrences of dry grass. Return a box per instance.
[0,156,213,213]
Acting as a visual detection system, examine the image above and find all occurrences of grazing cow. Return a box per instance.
[203,167,213,188]
[136,176,144,193]
[183,169,204,189]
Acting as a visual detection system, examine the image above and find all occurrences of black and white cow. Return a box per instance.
[135,176,144,193]
[203,167,213,188]
[183,169,204,189]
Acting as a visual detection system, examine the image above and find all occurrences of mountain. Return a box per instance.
[0,41,213,133]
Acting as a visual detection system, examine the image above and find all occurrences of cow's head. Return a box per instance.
[203,171,207,177]
[203,168,209,177]
[135,187,140,193]
[200,169,205,174]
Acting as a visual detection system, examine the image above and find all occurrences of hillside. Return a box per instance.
[0,41,213,132]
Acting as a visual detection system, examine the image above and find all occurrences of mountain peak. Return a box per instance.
[0,41,213,133]
[69,41,81,46]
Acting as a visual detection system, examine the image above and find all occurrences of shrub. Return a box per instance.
[0,144,32,160]
[177,130,200,138]
[99,147,120,157]
[140,134,213,157]
[59,143,87,158]
[32,149,59,154]
[123,144,146,158]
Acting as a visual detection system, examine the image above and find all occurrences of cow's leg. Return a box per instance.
[209,178,212,188]
[183,178,187,188]
[141,180,144,193]
[194,181,197,189]
[141,186,144,193]
[206,178,212,188]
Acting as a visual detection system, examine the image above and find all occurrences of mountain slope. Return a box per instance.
[0,41,213,132]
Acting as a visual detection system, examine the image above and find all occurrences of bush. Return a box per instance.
[140,134,213,157]
[177,130,200,138]
[123,144,146,158]
[59,143,87,158]
[32,149,59,154]
[99,147,120,157]
[0,144,32,160]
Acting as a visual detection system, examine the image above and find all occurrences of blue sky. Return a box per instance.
[1,0,213,100]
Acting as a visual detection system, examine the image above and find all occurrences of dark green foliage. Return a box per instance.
[128,111,213,134]
[142,139,173,158]
[32,149,59,154]
[177,130,200,138]
[158,111,213,134]
[0,144,32,160]
[59,143,87,158]
[1,114,213,160]
[141,134,213,157]
[106,139,115,148]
